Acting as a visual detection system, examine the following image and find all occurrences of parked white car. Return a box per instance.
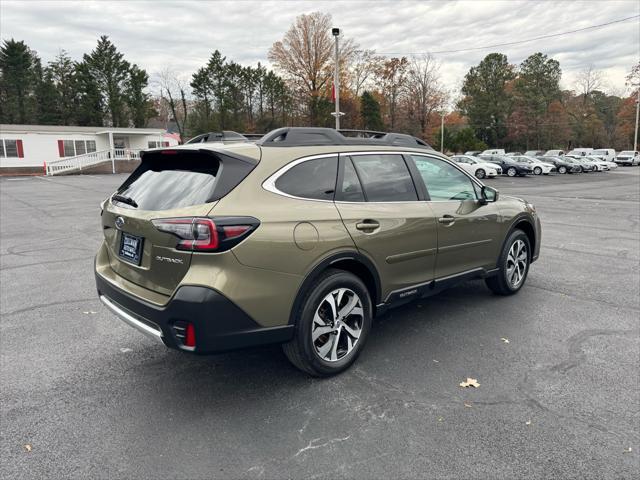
[590,149,616,162]
[450,155,501,179]
[544,149,565,156]
[566,148,593,157]
[615,151,640,166]
[524,150,545,156]
[513,156,556,175]
[585,156,613,171]
[566,155,598,172]
[480,148,506,155]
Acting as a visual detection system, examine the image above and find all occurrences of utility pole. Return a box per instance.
[331,27,343,129]
[440,112,445,153]
[634,86,639,151]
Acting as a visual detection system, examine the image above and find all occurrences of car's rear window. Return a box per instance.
[115,152,219,211]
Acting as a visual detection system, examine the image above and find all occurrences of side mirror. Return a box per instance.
[480,185,499,204]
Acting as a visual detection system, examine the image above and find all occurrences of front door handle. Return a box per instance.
[438,215,456,225]
[355,220,380,232]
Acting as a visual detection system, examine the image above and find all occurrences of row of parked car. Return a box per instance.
[451,148,640,179]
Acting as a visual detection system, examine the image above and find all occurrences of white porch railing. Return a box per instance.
[46,149,142,175]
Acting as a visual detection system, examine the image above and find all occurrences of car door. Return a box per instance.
[334,153,438,297]
[409,154,502,279]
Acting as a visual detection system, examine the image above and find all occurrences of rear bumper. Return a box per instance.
[95,271,294,354]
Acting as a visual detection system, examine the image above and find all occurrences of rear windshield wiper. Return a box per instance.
[112,194,138,208]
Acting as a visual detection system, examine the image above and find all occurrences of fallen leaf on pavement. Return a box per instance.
[120,348,132,353]
[525,420,532,426]
[501,337,510,344]
[459,378,480,388]
[464,403,473,408]
[624,447,632,453]
[437,416,443,422]
[433,359,439,363]
[23,444,32,452]
[82,311,97,315]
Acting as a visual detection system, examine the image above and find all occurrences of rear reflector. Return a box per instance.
[160,150,178,155]
[185,323,196,348]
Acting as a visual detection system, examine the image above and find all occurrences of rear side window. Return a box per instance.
[116,152,221,211]
[351,154,417,202]
[275,156,338,200]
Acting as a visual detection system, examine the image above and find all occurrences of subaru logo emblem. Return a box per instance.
[115,216,125,230]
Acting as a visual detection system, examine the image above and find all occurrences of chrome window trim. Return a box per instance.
[262,150,485,204]
[262,153,339,203]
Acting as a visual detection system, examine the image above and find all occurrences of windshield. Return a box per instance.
[619,151,634,156]
[592,150,608,155]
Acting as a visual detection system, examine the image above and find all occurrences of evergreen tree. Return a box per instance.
[126,65,154,127]
[459,53,516,146]
[360,91,383,131]
[80,36,131,126]
[48,50,78,125]
[0,39,40,123]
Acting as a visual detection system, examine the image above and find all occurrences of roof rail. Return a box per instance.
[185,131,249,144]
[257,127,433,149]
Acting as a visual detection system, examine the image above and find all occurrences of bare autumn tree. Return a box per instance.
[575,64,604,103]
[268,11,356,125]
[347,49,381,99]
[157,68,189,142]
[376,57,409,129]
[404,54,446,137]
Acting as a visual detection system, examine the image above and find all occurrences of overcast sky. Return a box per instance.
[1,0,638,99]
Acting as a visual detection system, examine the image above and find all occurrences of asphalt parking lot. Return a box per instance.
[1,168,639,479]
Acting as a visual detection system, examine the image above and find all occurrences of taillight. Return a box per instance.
[152,217,259,252]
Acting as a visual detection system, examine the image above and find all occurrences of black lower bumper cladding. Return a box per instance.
[96,273,293,354]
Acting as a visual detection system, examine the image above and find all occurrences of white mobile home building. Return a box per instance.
[0,124,179,174]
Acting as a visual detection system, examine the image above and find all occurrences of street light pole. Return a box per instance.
[333,28,340,130]
[634,86,639,151]
[440,112,445,153]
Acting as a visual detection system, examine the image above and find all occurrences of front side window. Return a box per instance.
[411,155,477,202]
[275,156,338,201]
[351,154,417,202]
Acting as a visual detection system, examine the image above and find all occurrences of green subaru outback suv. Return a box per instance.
[95,128,540,376]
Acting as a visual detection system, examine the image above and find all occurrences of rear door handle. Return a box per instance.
[438,215,456,225]
[356,220,380,231]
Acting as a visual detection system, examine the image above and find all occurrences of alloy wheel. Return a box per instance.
[507,167,516,177]
[312,288,364,362]
[506,239,528,288]
[534,167,542,175]
[475,169,486,179]
[559,166,566,174]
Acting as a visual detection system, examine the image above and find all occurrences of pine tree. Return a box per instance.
[0,39,40,123]
[80,36,131,126]
[360,91,383,131]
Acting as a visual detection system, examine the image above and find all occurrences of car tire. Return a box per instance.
[507,167,517,177]
[533,167,542,175]
[475,168,486,179]
[282,269,372,377]
[485,230,531,296]
[558,166,567,174]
